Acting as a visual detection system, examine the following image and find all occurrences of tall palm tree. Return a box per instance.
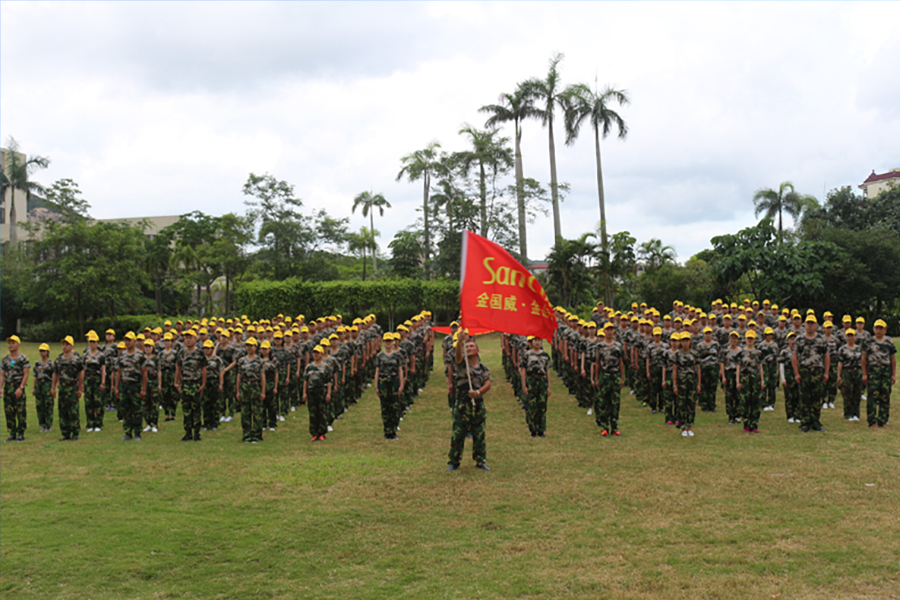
[752,181,815,246]
[396,141,441,278]
[638,239,676,272]
[1,137,50,246]
[563,82,629,306]
[351,191,391,271]
[455,126,513,239]
[522,52,567,239]
[480,87,536,259]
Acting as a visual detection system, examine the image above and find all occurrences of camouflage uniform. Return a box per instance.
[33,359,55,429]
[864,336,895,427]
[793,334,829,430]
[230,343,248,415]
[177,346,207,438]
[738,347,762,430]
[695,339,720,412]
[2,353,30,437]
[238,355,264,442]
[158,349,178,420]
[647,343,667,413]
[204,355,223,429]
[273,345,292,417]
[778,346,799,421]
[55,353,84,439]
[519,348,550,436]
[662,346,677,423]
[673,349,698,427]
[595,341,624,433]
[304,360,330,438]
[217,342,236,417]
[758,340,779,409]
[117,350,146,437]
[101,343,118,410]
[142,354,159,428]
[262,356,278,429]
[375,350,404,437]
[448,357,491,467]
[721,346,742,423]
[288,341,304,408]
[82,350,106,430]
[443,335,456,409]
[836,344,863,420]
[823,336,839,407]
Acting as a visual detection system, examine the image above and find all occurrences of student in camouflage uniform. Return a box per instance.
[375,333,405,440]
[672,331,700,436]
[696,327,720,413]
[203,340,224,430]
[141,339,160,433]
[52,336,85,442]
[791,315,830,432]
[836,329,863,422]
[821,321,839,410]
[158,333,178,422]
[759,328,779,411]
[33,344,55,432]
[303,344,332,441]
[647,328,666,415]
[216,330,236,421]
[862,319,896,428]
[175,330,207,442]
[447,330,492,471]
[519,335,551,438]
[116,332,147,441]
[260,341,279,431]
[82,333,107,432]
[660,332,678,425]
[720,331,742,424]
[443,322,459,409]
[272,332,292,421]
[779,332,800,422]
[2,335,31,441]
[594,328,626,436]
[236,338,265,443]
[102,329,118,412]
[736,330,765,433]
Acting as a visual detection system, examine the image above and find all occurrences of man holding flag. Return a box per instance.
[450,231,558,471]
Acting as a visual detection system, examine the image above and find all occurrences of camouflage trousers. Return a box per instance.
[240,381,264,442]
[783,378,800,421]
[142,385,159,427]
[378,378,400,436]
[825,362,838,405]
[798,367,825,429]
[223,370,237,416]
[160,371,178,418]
[307,387,328,438]
[662,373,675,423]
[264,384,277,429]
[723,371,739,421]
[595,372,622,432]
[866,365,892,426]
[675,375,697,427]
[448,397,486,466]
[203,385,220,429]
[699,365,718,412]
[525,374,548,435]
[58,383,81,438]
[648,367,663,412]
[288,374,300,409]
[762,362,778,408]
[181,381,203,435]
[34,380,54,429]
[740,372,761,430]
[839,368,863,419]
[119,381,143,437]
[84,376,104,429]
[277,369,290,416]
[3,382,27,436]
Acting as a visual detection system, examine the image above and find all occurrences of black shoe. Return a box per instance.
[194,433,201,441]
[466,433,473,439]
[531,432,537,437]
[60,436,71,441]
[181,434,193,441]
[121,434,132,441]
[476,463,491,471]
[538,432,545,437]
[800,426,810,433]
[16,435,24,442]
[6,436,15,442]
[447,463,459,471]
[812,425,826,432]
[134,435,142,441]
[70,436,77,442]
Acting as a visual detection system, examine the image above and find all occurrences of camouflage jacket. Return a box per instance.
[695,340,720,367]
[237,355,262,385]
[54,353,84,385]
[778,346,795,367]
[519,349,550,378]
[454,356,491,395]
[721,347,742,372]
[739,347,762,374]
[272,346,293,373]
[648,343,668,369]
[596,341,624,375]
[118,350,146,384]
[1,353,30,385]
[177,346,207,383]
[836,344,862,370]
[82,349,106,380]
[33,359,55,382]
[794,334,829,370]
[304,361,330,390]
[158,349,178,374]
[261,357,277,388]
[864,336,896,368]
[757,341,778,364]
[674,350,698,382]
[144,355,158,381]
[206,355,223,382]
[375,350,404,380]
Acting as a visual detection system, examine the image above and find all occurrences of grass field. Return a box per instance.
[2,336,899,599]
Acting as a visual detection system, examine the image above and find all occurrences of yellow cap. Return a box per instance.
[106,329,116,335]
[596,329,606,338]
[778,315,787,322]
[653,327,662,336]
[842,315,852,323]
[244,338,258,346]
[301,326,309,333]
[805,315,817,323]
[328,333,338,340]
[856,316,865,323]
[730,330,740,337]
[786,331,796,338]
[823,321,833,328]
[164,320,172,326]
[198,328,208,335]
[202,340,215,348]
[273,331,283,339]
[183,329,197,337]
[383,333,393,340]
[163,333,173,341]
[143,338,155,347]
[39,343,50,351]
[260,341,271,349]
[313,345,324,354]
[824,311,833,318]
[874,319,887,328]
[153,327,163,335]
[846,328,856,336]
[320,338,331,347]
[745,330,757,339]
[117,341,126,349]
[702,326,712,333]
[124,332,136,340]
[764,327,774,335]
[136,333,146,342]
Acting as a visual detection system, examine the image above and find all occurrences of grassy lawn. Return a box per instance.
[2,335,899,599]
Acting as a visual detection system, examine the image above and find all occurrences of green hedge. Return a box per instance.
[19,315,182,344]
[233,278,460,329]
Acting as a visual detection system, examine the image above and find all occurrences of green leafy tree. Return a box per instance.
[563,82,629,305]
[1,136,50,246]
[397,142,442,278]
[752,181,816,246]
[388,230,423,279]
[43,178,91,222]
[481,87,537,258]
[454,126,514,239]
[351,191,391,271]
[242,173,310,281]
[546,233,597,307]
[145,228,174,315]
[638,239,676,272]
[347,227,378,281]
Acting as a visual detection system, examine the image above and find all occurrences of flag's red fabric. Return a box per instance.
[431,326,494,336]
[459,230,558,341]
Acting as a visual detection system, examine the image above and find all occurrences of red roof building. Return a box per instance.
[859,168,900,199]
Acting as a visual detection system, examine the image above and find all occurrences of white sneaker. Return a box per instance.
[852,416,860,422]
[151,426,158,432]
[343,407,348,413]
[822,403,828,409]
[688,430,695,437]
[400,417,403,422]
[396,426,401,431]
[291,406,296,412]
[220,416,226,422]
[367,383,372,388]
[279,415,285,422]
[226,416,233,422]
[829,403,835,409]
[418,388,424,393]
[862,394,867,400]
[143,425,151,432]
[587,408,593,415]
[629,390,635,395]
[327,425,334,432]
[681,430,689,437]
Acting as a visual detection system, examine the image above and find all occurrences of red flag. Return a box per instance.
[459,230,558,340]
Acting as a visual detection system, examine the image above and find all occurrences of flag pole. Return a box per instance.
[459,230,475,406]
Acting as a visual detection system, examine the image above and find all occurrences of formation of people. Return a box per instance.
[542,298,895,437]
[1,311,437,444]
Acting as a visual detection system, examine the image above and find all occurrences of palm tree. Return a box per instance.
[563,82,629,305]
[396,141,441,278]
[638,239,676,272]
[480,87,537,259]
[546,233,596,307]
[455,126,513,238]
[752,181,815,246]
[347,227,378,281]
[1,137,50,246]
[522,52,568,239]
[351,191,391,271]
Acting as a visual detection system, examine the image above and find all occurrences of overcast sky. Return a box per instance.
[2,1,898,261]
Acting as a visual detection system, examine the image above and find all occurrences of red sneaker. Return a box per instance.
[613,430,621,436]
[601,429,609,437]
[743,426,751,433]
